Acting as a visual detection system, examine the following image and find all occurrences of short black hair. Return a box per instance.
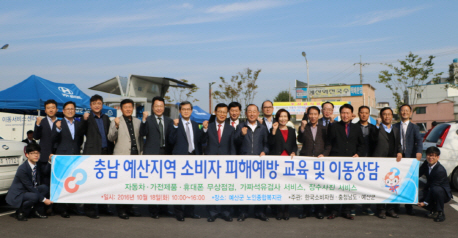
[307,106,320,115]
[26,130,34,135]
[339,104,353,113]
[152,96,165,106]
[63,101,76,109]
[90,94,104,103]
[120,99,134,108]
[44,99,57,108]
[214,103,228,112]
[25,143,41,154]
[179,101,193,110]
[380,107,393,116]
[399,104,412,112]
[245,104,259,112]
[321,101,334,109]
[432,121,438,127]
[261,100,273,109]
[358,105,370,113]
[228,101,242,111]
[275,109,291,122]
[425,146,440,156]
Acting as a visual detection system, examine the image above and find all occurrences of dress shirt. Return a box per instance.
[247,121,258,132]
[400,120,410,148]
[264,117,273,131]
[230,119,239,129]
[179,118,194,150]
[28,160,46,202]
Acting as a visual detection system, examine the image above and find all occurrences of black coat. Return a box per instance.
[33,117,56,163]
[298,123,329,157]
[359,123,377,157]
[419,161,453,203]
[21,139,37,145]
[168,119,203,155]
[52,119,83,155]
[203,121,236,155]
[326,121,365,157]
[371,125,402,157]
[77,112,114,155]
[268,127,297,155]
[140,115,173,155]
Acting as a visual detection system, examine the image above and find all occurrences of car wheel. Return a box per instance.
[452,168,458,190]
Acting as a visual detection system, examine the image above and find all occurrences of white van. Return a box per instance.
[0,136,26,196]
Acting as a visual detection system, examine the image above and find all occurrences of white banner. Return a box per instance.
[51,155,419,205]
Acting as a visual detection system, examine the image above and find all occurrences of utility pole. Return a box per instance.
[354,55,369,84]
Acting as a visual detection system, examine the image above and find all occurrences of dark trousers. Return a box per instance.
[19,184,49,216]
[254,205,267,216]
[271,205,289,216]
[302,205,325,214]
[235,205,249,216]
[206,205,232,218]
[421,186,451,212]
[174,205,195,216]
[149,205,170,216]
[116,205,134,215]
[376,204,395,212]
[38,161,50,185]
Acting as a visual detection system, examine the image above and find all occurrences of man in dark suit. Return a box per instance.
[202,103,236,222]
[325,104,365,220]
[77,94,115,219]
[51,101,84,218]
[140,96,174,219]
[6,144,52,221]
[258,100,277,132]
[372,107,403,219]
[226,101,245,129]
[22,130,37,145]
[393,104,423,215]
[297,106,330,219]
[234,104,270,221]
[418,147,453,222]
[318,101,335,127]
[168,101,203,221]
[33,99,58,186]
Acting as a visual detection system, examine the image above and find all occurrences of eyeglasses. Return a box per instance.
[263,106,273,109]
[64,108,75,111]
[180,108,192,111]
[216,111,227,114]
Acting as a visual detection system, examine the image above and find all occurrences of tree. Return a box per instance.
[377,52,442,110]
[164,79,199,103]
[212,68,261,111]
[273,90,294,102]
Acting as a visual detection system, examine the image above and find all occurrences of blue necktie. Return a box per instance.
[32,166,37,188]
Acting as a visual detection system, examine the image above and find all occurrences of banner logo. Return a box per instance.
[58,87,73,95]
[64,168,87,193]
[385,168,400,194]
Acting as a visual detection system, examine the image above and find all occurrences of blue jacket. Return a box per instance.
[234,121,269,155]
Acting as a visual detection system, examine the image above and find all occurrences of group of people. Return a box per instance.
[5,95,453,223]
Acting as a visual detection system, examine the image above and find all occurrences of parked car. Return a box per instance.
[422,121,458,189]
[0,136,26,196]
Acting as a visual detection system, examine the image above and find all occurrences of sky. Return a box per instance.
[1,0,457,112]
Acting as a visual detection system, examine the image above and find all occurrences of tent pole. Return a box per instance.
[22,114,25,141]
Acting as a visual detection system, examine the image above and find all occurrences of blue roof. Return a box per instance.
[0,75,116,116]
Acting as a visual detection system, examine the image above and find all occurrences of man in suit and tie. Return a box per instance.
[202,103,236,222]
[325,104,365,220]
[226,101,245,129]
[168,101,203,221]
[6,144,52,221]
[297,106,330,219]
[33,99,58,186]
[107,99,143,219]
[418,147,453,222]
[258,100,276,132]
[318,101,335,127]
[393,104,423,215]
[234,104,270,221]
[140,96,174,219]
[77,94,115,219]
[22,130,37,145]
[372,107,403,219]
[51,101,84,218]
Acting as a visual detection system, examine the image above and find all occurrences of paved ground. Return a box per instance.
[1,189,457,238]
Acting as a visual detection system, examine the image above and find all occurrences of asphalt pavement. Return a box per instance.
[1,189,458,238]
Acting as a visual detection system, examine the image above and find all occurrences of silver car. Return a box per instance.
[0,136,27,196]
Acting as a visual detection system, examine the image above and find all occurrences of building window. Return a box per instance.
[417,93,422,99]
[416,107,426,114]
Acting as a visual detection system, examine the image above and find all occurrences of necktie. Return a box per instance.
[345,124,349,137]
[32,165,37,188]
[231,121,235,128]
[217,124,222,143]
[401,124,406,153]
[325,119,329,127]
[185,122,194,153]
[158,117,164,147]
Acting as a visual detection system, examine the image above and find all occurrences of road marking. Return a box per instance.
[0,211,15,217]
[453,197,458,204]
[450,204,458,212]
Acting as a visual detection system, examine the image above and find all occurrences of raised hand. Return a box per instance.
[241,127,248,136]
[36,116,42,126]
[114,117,120,128]
[143,111,148,121]
[202,120,209,129]
[173,119,179,126]
[83,112,90,121]
[56,120,62,130]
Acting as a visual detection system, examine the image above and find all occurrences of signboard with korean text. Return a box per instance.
[273,101,348,116]
[296,85,363,99]
[51,155,419,205]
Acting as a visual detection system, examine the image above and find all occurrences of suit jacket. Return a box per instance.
[168,119,203,155]
[326,121,365,157]
[268,127,297,155]
[21,139,37,145]
[33,117,56,163]
[393,122,423,158]
[203,121,236,155]
[419,161,453,203]
[298,123,330,157]
[359,123,377,157]
[108,116,143,155]
[261,117,277,127]
[234,121,269,155]
[140,115,173,155]
[77,112,114,155]
[5,161,50,208]
[52,119,83,155]
[225,118,245,155]
[371,125,402,157]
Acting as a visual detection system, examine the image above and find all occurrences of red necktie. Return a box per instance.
[217,124,222,143]
[231,121,235,128]
[345,124,349,137]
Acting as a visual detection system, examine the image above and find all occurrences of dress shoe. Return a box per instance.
[327,213,337,219]
[350,210,356,216]
[16,212,28,221]
[127,210,141,217]
[237,214,247,222]
[185,213,200,219]
[405,207,416,216]
[32,210,48,219]
[316,213,324,219]
[434,212,445,222]
[425,211,438,219]
[151,213,160,219]
[275,212,283,220]
[176,214,185,222]
[87,214,100,219]
[46,208,55,216]
[378,212,386,219]
[70,208,84,216]
[103,210,115,216]
[283,213,290,221]
[160,211,174,217]
[255,213,269,221]
[298,213,307,219]
[222,215,233,222]
[362,208,375,216]
[344,213,354,220]
[61,211,70,218]
[207,216,216,222]
[386,210,399,218]
[118,213,129,219]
